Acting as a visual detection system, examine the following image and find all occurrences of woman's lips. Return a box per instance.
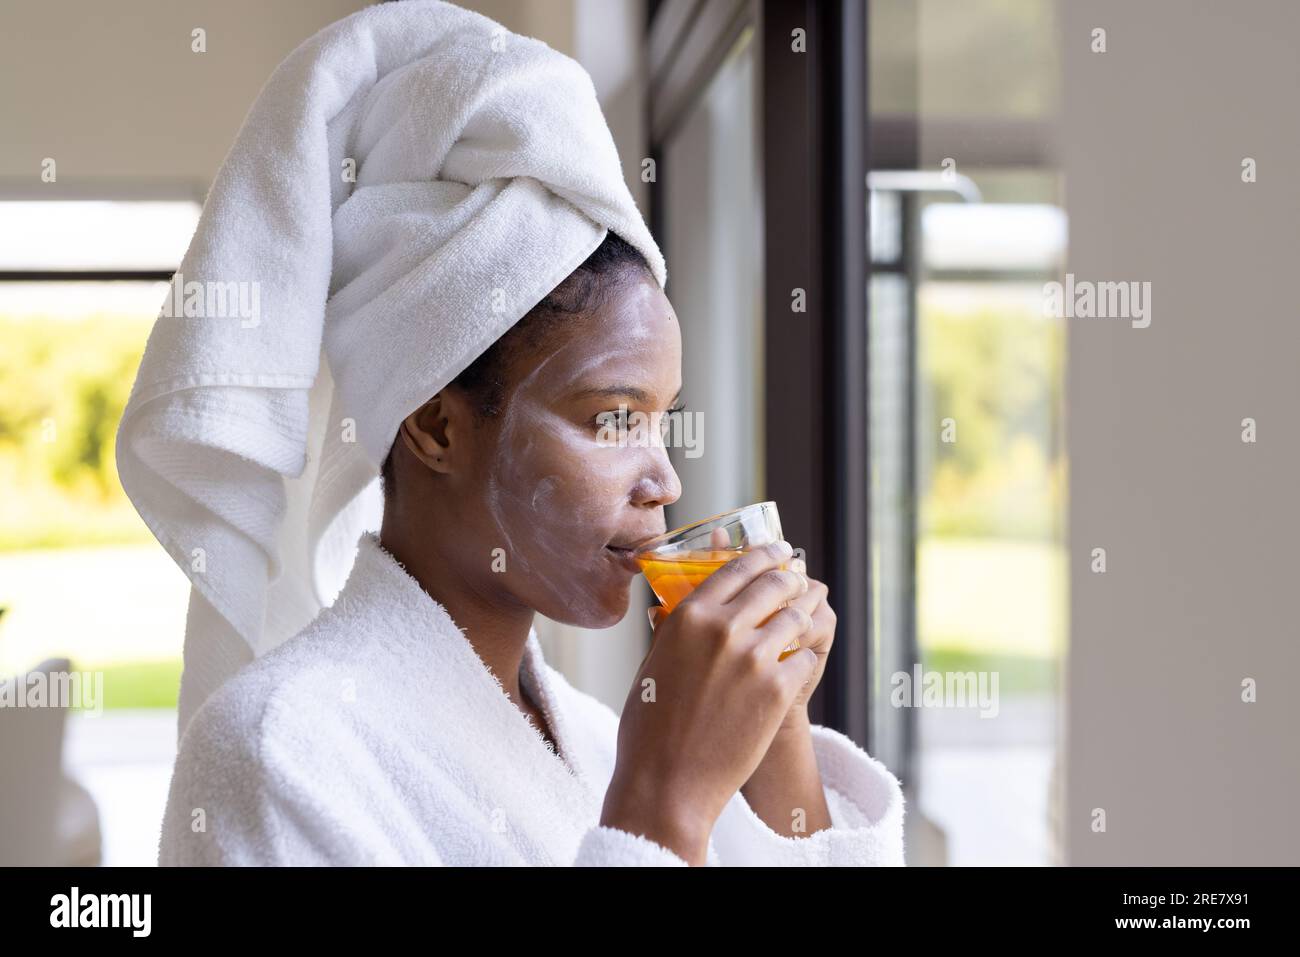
[604,545,642,574]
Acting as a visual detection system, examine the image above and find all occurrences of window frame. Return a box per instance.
[648,0,873,751]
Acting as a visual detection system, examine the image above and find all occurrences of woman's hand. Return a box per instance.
[602,541,818,864]
[647,553,833,732]
[772,556,833,729]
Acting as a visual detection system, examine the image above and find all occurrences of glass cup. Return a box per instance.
[632,501,804,660]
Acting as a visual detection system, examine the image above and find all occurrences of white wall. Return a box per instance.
[0,0,372,185]
[1062,0,1300,864]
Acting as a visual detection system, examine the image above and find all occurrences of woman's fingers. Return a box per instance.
[754,571,831,660]
[725,553,807,628]
[774,646,819,696]
[754,602,816,660]
[778,570,824,620]
[687,540,792,606]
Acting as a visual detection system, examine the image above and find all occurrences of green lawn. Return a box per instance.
[919,536,1065,695]
[67,658,181,711]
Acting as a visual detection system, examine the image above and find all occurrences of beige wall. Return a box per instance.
[466,0,574,55]
[1063,0,1300,864]
[0,0,372,186]
[0,0,644,206]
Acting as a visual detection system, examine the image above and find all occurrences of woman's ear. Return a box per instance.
[399,394,456,475]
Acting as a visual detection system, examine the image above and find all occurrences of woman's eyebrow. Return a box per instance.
[571,384,683,405]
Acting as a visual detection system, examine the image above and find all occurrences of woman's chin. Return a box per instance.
[543,582,632,630]
[590,590,634,629]
[600,576,637,621]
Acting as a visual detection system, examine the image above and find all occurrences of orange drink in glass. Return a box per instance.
[633,502,803,660]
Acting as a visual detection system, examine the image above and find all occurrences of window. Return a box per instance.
[0,195,201,865]
[869,0,1066,866]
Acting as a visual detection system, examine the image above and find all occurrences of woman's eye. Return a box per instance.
[659,403,685,437]
[595,409,629,430]
[594,402,685,440]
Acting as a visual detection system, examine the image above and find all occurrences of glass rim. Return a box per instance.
[632,500,778,555]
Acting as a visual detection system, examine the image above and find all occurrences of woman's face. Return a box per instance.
[453,270,683,628]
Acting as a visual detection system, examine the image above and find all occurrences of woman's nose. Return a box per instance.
[632,452,681,508]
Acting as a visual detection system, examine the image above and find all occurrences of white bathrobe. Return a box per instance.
[158,532,906,866]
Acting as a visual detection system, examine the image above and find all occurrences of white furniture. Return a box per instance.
[0,657,102,865]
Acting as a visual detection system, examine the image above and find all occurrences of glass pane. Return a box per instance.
[868,271,913,777]
[922,202,1066,272]
[870,189,903,264]
[871,0,1060,118]
[660,25,762,524]
[0,200,199,271]
[870,0,1067,866]
[0,280,189,691]
[914,271,1065,866]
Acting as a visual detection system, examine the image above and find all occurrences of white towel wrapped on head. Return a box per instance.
[115,0,666,741]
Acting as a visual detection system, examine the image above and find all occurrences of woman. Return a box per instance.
[123,2,904,866]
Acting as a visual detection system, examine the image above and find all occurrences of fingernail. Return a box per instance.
[777,540,793,557]
[791,557,807,585]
